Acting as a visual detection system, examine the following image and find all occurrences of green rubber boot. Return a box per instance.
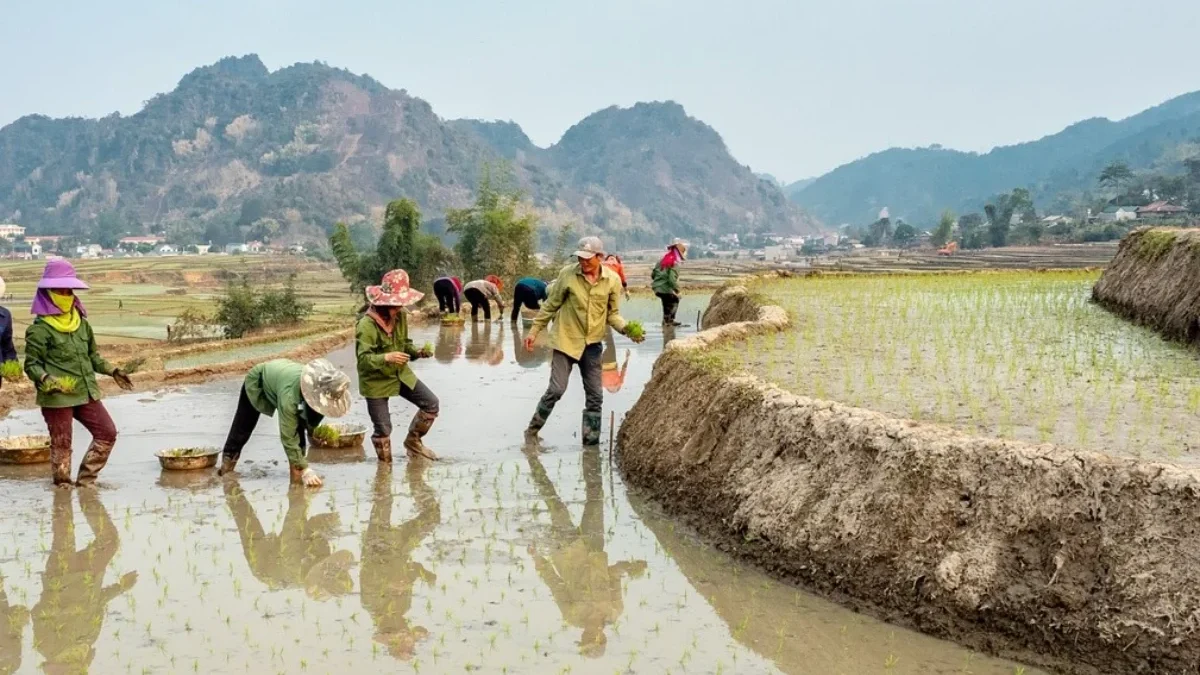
[525,404,554,442]
[581,411,603,446]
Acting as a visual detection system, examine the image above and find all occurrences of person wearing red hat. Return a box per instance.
[357,269,438,462]
[24,258,133,487]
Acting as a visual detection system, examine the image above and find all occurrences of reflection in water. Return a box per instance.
[514,322,552,369]
[224,481,355,599]
[601,329,630,393]
[465,322,505,366]
[0,570,28,675]
[525,448,647,658]
[662,325,678,349]
[361,462,440,661]
[433,325,464,364]
[33,490,136,674]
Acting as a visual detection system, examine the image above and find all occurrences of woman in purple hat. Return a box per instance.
[23,258,133,487]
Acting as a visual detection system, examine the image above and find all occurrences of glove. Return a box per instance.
[112,370,134,391]
[301,468,323,488]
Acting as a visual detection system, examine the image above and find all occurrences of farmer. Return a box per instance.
[0,276,17,382]
[510,276,548,323]
[463,275,504,322]
[651,239,688,326]
[432,276,463,315]
[24,258,134,487]
[523,236,643,445]
[356,269,439,463]
[217,358,351,487]
[602,255,629,301]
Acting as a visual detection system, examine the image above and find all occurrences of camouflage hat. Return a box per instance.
[300,359,352,418]
[573,236,605,260]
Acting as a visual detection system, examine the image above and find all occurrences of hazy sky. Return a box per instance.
[4,0,1200,182]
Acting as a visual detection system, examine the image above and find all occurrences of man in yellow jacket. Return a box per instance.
[523,236,643,445]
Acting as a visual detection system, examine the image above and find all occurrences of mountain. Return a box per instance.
[790,91,1200,225]
[0,55,819,249]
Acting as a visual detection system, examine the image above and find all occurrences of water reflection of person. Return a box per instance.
[32,490,137,674]
[600,329,630,394]
[514,324,552,369]
[434,325,464,364]
[525,448,647,658]
[361,462,440,661]
[465,322,505,366]
[0,570,28,675]
[223,480,354,598]
[662,324,678,350]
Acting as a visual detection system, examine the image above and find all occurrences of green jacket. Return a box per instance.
[243,360,323,470]
[651,261,679,295]
[355,314,420,398]
[24,319,114,408]
[530,264,627,360]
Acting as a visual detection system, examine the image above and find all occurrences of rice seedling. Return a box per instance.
[0,360,22,382]
[624,320,645,341]
[40,375,79,394]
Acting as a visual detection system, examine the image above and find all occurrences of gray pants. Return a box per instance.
[366,380,440,438]
[538,344,604,415]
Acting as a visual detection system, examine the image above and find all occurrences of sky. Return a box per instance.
[4,0,1200,183]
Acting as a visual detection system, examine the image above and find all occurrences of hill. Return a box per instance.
[790,91,1200,225]
[0,55,819,250]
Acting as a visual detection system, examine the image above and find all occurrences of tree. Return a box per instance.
[541,222,576,277]
[94,212,126,249]
[446,164,539,285]
[1098,160,1134,194]
[984,188,1035,247]
[329,199,451,292]
[866,217,892,247]
[958,213,986,249]
[893,222,917,245]
[931,210,955,248]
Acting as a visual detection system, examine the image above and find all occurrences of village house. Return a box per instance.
[0,224,26,241]
[1097,205,1138,223]
[157,244,178,255]
[1135,201,1187,220]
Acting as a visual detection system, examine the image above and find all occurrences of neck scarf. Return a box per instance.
[43,292,82,333]
[366,307,396,337]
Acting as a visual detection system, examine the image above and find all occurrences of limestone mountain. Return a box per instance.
[791,91,1200,226]
[0,55,818,249]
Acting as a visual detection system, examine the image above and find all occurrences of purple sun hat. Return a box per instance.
[31,257,88,317]
[37,257,89,290]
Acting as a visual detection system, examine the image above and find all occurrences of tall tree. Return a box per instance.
[931,210,955,248]
[1098,160,1134,194]
[447,163,539,285]
[329,199,451,293]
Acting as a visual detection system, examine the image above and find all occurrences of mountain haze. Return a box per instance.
[0,55,819,249]
[791,91,1200,225]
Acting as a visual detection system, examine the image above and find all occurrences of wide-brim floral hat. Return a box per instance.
[366,269,424,307]
[300,359,352,418]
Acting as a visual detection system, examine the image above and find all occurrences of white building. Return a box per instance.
[157,244,178,255]
[0,224,26,241]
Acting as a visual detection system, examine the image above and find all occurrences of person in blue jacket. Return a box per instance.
[510,277,548,323]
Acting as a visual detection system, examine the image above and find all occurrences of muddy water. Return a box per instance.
[0,297,1042,674]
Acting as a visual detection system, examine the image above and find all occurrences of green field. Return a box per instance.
[0,256,357,346]
[715,271,1200,465]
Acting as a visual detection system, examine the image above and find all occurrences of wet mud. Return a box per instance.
[0,297,1034,674]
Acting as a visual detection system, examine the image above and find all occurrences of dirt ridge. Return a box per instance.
[617,281,1200,675]
[1092,226,1200,343]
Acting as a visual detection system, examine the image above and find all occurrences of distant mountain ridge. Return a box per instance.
[0,54,820,249]
[791,91,1200,225]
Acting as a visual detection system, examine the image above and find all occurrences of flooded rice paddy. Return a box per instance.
[0,297,1041,674]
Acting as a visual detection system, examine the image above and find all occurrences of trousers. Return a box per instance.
[365,380,440,438]
[537,343,604,416]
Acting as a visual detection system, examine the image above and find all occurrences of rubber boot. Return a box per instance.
[218,453,239,477]
[50,443,73,488]
[372,436,393,463]
[581,411,603,446]
[403,411,439,461]
[75,440,115,486]
[525,404,553,442]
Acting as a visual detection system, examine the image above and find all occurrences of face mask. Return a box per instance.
[49,291,75,314]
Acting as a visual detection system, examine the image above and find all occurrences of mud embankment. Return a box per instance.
[1092,227,1200,343]
[0,329,352,416]
[617,282,1200,675]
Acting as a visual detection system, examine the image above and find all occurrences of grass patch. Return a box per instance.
[712,270,1200,463]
